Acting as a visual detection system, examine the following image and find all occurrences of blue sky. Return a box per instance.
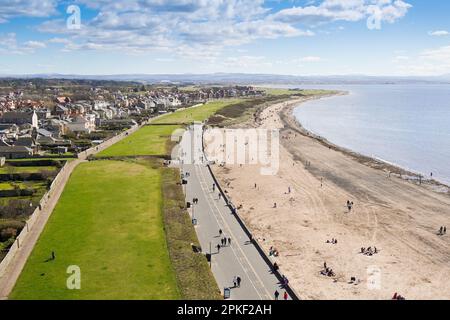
[1,0,450,76]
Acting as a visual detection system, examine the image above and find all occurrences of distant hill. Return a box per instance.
[1,73,450,85]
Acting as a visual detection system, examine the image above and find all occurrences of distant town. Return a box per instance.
[0,79,264,159]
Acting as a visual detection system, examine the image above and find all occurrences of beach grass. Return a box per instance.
[152,99,244,125]
[10,160,180,300]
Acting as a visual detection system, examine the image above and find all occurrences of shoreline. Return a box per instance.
[209,93,450,300]
[281,95,450,194]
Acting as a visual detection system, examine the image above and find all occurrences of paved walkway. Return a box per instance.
[179,125,290,300]
[0,124,140,299]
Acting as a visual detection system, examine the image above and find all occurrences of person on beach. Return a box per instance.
[274,290,280,300]
[284,291,288,300]
[236,276,241,287]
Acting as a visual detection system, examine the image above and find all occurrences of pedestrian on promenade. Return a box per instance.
[274,290,280,300]
[236,276,241,288]
[219,229,223,236]
[273,262,279,272]
[228,237,231,246]
[284,291,288,300]
[217,244,221,253]
[213,183,216,192]
[218,193,222,200]
[233,276,237,288]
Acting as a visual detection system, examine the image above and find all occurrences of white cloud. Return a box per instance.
[297,56,322,62]
[395,45,450,76]
[24,41,47,49]
[273,0,412,27]
[0,33,47,54]
[0,0,57,23]
[222,55,273,69]
[428,30,449,37]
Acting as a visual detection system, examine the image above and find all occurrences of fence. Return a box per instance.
[200,125,301,301]
[0,161,71,278]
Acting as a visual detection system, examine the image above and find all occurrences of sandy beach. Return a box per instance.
[206,96,450,300]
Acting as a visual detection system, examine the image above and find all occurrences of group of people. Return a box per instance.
[321,262,336,277]
[217,229,231,252]
[326,238,338,245]
[274,290,289,300]
[360,246,378,256]
[220,237,231,247]
[392,292,406,300]
[438,226,447,236]
[346,200,354,212]
[269,246,280,257]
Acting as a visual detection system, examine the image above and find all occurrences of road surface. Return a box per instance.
[178,124,290,300]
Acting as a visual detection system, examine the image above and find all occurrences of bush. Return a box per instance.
[0,200,36,219]
[0,227,17,242]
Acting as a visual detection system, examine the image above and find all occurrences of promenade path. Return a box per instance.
[178,124,290,300]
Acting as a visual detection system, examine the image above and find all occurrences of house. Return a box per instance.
[54,105,70,118]
[14,135,39,153]
[0,111,39,128]
[66,115,96,134]
[0,146,33,159]
[55,97,71,105]
[0,124,19,139]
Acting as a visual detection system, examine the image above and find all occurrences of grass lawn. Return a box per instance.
[152,99,243,125]
[97,100,243,158]
[10,160,180,300]
[96,125,180,158]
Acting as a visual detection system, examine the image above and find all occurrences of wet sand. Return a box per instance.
[207,97,450,300]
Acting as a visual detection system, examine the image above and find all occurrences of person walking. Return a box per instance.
[274,290,280,300]
[228,237,231,246]
[218,193,222,200]
[216,244,221,253]
[212,183,216,192]
[219,229,223,236]
[51,251,55,260]
[236,276,241,287]
[233,276,237,288]
[283,291,288,300]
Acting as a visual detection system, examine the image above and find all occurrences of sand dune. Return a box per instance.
[208,97,450,300]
